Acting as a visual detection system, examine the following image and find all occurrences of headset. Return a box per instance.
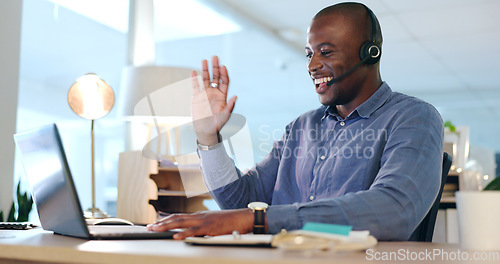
[359,5,381,65]
[326,4,382,86]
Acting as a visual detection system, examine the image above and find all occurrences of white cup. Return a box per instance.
[456,191,500,251]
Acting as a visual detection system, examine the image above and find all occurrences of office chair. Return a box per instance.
[408,152,452,242]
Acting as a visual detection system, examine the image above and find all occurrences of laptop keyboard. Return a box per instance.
[88,225,154,234]
[0,222,37,230]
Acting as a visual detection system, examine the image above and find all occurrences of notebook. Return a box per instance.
[13,123,176,240]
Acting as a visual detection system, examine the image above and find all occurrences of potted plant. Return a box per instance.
[456,176,500,250]
[0,180,33,222]
[483,177,500,190]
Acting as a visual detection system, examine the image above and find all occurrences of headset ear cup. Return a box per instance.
[360,41,381,65]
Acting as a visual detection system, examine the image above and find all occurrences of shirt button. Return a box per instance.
[340,121,345,126]
[309,195,315,201]
[320,155,326,160]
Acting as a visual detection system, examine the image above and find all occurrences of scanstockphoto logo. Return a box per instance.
[132,75,254,196]
[365,248,500,262]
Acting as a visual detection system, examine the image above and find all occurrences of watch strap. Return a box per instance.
[253,209,266,234]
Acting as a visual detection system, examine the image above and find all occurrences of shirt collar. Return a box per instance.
[322,82,392,120]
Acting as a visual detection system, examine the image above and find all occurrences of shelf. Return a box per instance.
[440,194,457,209]
[440,196,456,204]
[158,166,201,173]
[158,189,211,198]
[118,151,211,224]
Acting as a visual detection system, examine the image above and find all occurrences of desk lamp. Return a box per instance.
[68,73,115,219]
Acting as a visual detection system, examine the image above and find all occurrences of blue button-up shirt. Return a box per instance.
[199,82,444,240]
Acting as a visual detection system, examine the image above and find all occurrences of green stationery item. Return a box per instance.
[302,222,353,236]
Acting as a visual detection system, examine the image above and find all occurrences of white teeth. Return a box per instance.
[314,77,333,84]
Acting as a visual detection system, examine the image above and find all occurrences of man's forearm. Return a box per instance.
[199,143,239,194]
[266,187,424,240]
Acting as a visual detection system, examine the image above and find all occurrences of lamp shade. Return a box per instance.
[119,65,195,120]
[118,65,197,157]
[68,73,115,120]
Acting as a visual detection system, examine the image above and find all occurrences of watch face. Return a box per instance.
[248,202,268,210]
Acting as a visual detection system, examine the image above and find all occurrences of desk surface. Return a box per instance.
[1,228,498,264]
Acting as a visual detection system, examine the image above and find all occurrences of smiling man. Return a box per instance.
[148,2,444,241]
[306,3,382,117]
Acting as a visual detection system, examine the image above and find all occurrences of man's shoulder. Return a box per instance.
[385,90,442,121]
[389,90,426,106]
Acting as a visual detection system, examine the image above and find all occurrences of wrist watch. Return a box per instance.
[197,133,222,151]
[247,202,268,234]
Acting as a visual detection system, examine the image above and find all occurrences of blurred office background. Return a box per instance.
[2,0,499,217]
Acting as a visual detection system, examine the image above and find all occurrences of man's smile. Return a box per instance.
[313,76,333,85]
[314,76,333,93]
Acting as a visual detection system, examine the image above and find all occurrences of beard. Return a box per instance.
[319,83,360,106]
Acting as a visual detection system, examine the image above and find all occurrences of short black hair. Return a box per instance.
[313,2,383,46]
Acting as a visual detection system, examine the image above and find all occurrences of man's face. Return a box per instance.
[306,13,367,106]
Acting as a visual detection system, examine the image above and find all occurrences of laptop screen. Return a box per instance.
[14,124,90,238]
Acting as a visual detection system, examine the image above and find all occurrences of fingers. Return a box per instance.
[173,226,205,240]
[201,59,210,90]
[223,96,237,114]
[148,213,202,232]
[191,70,199,94]
[147,213,209,240]
[219,65,230,94]
[155,219,219,240]
[211,56,220,85]
[201,56,228,91]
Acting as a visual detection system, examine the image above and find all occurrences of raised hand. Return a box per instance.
[191,56,237,146]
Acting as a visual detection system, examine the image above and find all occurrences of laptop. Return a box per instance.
[13,123,176,240]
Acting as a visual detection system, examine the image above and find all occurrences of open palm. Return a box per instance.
[191,56,237,145]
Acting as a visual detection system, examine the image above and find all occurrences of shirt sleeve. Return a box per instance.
[198,124,290,209]
[197,143,239,194]
[266,102,444,241]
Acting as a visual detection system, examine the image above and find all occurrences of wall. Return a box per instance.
[16,0,127,216]
[0,0,22,218]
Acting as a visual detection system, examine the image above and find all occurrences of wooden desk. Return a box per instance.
[2,228,498,264]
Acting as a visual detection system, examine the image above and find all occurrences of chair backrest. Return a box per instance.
[408,152,452,242]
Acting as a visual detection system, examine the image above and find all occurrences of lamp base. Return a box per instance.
[84,207,110,219]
